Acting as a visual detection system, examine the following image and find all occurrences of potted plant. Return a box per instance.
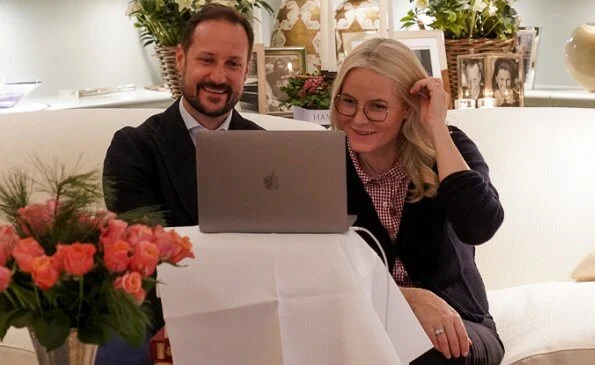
[0,162,194,365]
[280,73,333,125]
[125,0,273,98]
[401,0,520,97]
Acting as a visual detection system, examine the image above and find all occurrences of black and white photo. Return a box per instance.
[264,47,306,114]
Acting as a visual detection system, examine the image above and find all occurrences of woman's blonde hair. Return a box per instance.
[330,38,439,202]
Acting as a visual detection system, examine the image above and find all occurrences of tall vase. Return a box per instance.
[334,0,380,67]
[154,45,182,100]
[29,328,98,365]
[564,23,595,91]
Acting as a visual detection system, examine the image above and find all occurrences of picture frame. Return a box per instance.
[485,53,524,107]
[516,27,541,90]
[390,30,450,99]
[342,31,382,56]
[239,43,266,114]
[263,47,307,115]
[457,54,487,100]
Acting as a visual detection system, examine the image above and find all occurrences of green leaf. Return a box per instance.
[31,309,71,351]
[105,288,151,347]
[11,311,35,328]
[0,309,21,340]
[78,315,112,345]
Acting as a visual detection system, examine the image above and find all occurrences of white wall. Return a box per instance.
[0,0,161,98]
[514,0,595,88]
[1,0,593,98]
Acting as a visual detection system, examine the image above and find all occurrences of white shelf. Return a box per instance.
[524,87,595,108]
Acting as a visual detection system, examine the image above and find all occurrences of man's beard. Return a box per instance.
[182,81,240,117]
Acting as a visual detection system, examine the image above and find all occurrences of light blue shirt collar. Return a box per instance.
[179,97,233,145]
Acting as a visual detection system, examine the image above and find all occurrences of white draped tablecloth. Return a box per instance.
[157,227,431,365]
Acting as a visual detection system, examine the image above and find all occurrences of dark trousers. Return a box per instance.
[411,317,504,365]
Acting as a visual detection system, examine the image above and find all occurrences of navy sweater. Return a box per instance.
[348,126,504,322]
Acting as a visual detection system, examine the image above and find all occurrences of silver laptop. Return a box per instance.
[196,130,350,233]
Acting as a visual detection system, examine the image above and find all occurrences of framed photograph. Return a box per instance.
[516,27,541,90]
[485,53,524,107]
[239,43,266,114]
[342,31,382,56]
[263,47,307,115]
[457,54,487,100]
[390,30,450,99]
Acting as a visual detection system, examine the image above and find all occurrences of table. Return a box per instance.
[157,227,431,365]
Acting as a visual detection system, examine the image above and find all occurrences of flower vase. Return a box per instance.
[29,328,98,365]
[292,106,330,126]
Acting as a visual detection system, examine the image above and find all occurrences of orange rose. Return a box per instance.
[0,265,12,292]
[12,238,45,273]
[114,271,146,305]
[0,225,20,265]
[16,200,56,237]
[126,224,155,249]
[169,234,195,265]
[62,243,96,276]
[99,219,128,249]
[104,240,132,273]
[129,241,159,277]
[31,255,60,290]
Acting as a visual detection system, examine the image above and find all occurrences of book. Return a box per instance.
[150,327,173,364]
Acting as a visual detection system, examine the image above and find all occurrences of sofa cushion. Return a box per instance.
[487,282,595,365]
[572,252,595,282]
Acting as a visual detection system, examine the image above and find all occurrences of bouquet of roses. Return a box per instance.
[0,162,194,350]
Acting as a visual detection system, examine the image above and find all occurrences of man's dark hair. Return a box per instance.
[180,4,255,57]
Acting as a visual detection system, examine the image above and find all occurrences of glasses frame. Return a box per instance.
[333,94,399,122]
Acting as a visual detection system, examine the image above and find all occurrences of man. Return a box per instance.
[99,4,262,364]
[462,59,483,100]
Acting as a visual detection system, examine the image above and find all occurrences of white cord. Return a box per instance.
[351,226,391,334]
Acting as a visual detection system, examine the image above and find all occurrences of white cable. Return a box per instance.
[351,226,391,334]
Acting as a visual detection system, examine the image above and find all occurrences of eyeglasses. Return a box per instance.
[333,94,398,122]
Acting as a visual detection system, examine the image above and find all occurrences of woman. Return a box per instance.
[331,38,505,364]
[492,58,519,107]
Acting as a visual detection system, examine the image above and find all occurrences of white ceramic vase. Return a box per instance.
[564,23,595,91]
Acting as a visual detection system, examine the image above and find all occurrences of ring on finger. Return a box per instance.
[434,328,446,336]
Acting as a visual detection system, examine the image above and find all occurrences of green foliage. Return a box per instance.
[127,0,274,47]
[401,0,520,40]
[280,74,333,110]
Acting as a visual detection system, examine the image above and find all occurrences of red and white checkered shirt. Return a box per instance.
[348,146,418,287]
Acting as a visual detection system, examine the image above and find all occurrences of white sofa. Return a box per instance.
[1,107,594,364]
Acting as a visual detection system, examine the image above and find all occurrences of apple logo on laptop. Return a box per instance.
[263,170,279,190]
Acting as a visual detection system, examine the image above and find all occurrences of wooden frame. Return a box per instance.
[263,47,307,115]
[239,43,266,114]
[485,53,524,107]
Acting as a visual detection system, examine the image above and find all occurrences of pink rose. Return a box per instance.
[62,243,96,276]
[100,219,128,249]
[31,255,60,290]
[51,244,68,272]
[12,238,45,273]
[114,271,146,305]
[16,200,56,237]
[129,241,159,277]
[0,266,12,292]
[152,226,178,261]
[126,224,155,249]
[103,240,132,273]
[0,225,20,265]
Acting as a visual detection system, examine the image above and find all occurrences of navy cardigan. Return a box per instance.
[348,126,504,322]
